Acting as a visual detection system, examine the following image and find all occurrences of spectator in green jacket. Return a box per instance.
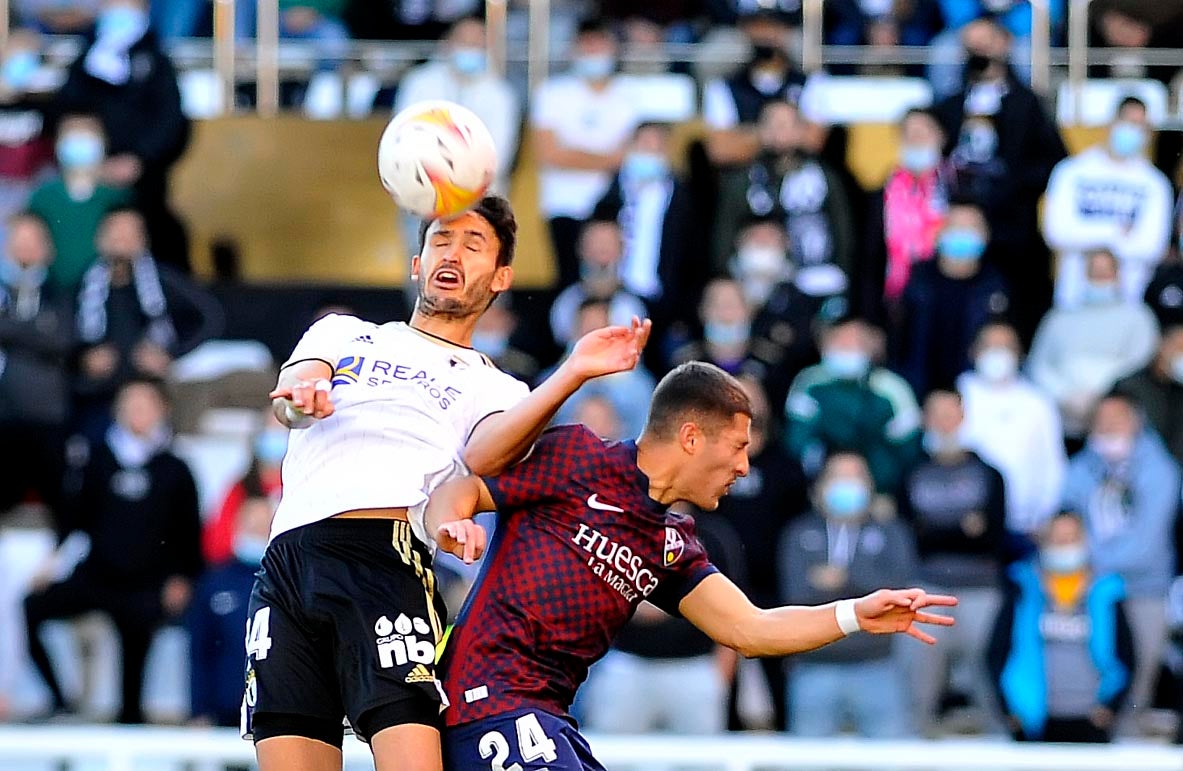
[785,314,922,494]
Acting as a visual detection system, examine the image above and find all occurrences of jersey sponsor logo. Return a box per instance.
[405,663,435,684]
[663,527,684,566]
[586,494,624,513]
[329,355,465,409]
[571,523,659,602]
[375,614,435,669]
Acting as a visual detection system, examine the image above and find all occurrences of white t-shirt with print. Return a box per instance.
[271,314,529,547]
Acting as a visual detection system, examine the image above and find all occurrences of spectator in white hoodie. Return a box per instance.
[957,321,1066,541]
[1028,250,1160,441]
[1043,96,1172,308]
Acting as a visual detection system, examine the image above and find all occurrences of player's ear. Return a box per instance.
[490,264,513,293]
[678,421,701,455]
[410,254,421,280]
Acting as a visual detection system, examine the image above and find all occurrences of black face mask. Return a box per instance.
[751,44,781,64]
[965,52,994,77]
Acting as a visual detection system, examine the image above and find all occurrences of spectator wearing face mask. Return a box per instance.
[1062,394,1181,734]
[670,277,754,377]
[1043,97,1172,309]
[957,321,1065,539]
[824,0,944,69]
[1114,324,1183,465]
[469,292,540,385]
[29,113,132,294]
[200,411,286,566]
[1028,250,1159,443]
[859,108,950,326]
[987,510,1133,743]
[779,451,918,737]
[702,8,807,167]
[714,101,854,300]
[894,202,1009,399]
[531,19,638,287]
[0,212,73,525]
[934,17,1067,345]
[0,30,55,242]
[785,315,922,494]
[901,390,1007,735]
[188,494,272,727]
[24,377,203,723]
[548,219,648,349]
[593,122,702,333]
[73,208,223,439]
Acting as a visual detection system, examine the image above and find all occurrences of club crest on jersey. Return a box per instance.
[332,355,364,386]
[663,527,684,566]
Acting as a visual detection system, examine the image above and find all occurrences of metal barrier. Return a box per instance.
[1,725,1182,771]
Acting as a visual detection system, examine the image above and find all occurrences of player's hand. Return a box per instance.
[437,519,487,565]
[563,316,652,381]
[853,588,957,644]
[270,378,335,421]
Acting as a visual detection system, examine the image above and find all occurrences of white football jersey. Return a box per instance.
[270,314,529,547]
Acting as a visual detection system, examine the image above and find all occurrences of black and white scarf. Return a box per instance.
[77,255,176,349]
[0,259,49,377]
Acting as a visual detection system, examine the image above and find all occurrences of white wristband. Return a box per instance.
[835,599,861,636]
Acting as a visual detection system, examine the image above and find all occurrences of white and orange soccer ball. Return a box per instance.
[377,100,497,220]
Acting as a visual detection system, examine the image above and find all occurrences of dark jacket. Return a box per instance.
[987,560,1133,740]
[893,260,1009,398]
[1114,366,1183,465]
[743,281,833,411]
[187,559,258,726]
[0,279,73,424]
[1144,258,1183,330]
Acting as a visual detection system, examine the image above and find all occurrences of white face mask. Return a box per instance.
[975,347,1017,382]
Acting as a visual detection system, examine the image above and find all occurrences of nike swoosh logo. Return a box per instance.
[587,494,624,513]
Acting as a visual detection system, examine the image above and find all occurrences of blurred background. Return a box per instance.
[1,0,1183,768]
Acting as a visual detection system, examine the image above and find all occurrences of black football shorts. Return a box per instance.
[241,517,447,746]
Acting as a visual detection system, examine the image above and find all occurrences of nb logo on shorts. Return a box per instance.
[405,664,435,684]
[375,614,434,669]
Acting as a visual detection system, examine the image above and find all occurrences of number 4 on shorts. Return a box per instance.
[246,607,273,660]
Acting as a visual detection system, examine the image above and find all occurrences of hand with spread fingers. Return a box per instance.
[854,589,958,644]
[563,316,653,381]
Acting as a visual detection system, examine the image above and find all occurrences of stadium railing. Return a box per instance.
[1,725,1182,771]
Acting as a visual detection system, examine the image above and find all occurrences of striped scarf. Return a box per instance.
[77,254,176,349]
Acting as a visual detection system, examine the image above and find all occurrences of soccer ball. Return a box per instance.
[378,100,497,220]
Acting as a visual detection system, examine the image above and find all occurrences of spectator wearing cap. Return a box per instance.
[785,314,922,494]
[701,8,807,167]
[1043,96,1172,309]
[934,16,1067,345]
[593,122,702,334]
[859,108,951,326]
[714,100,855,301]
[893,201,1009,399]
[957,321,1066,541]
[1061,393,1181,734]
[1027,249,1159,443]
[531,19,638,288]
[1113,324,1183,466]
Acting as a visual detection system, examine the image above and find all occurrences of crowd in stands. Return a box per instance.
[1,0,1183,752]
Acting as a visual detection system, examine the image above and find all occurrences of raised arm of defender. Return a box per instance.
[678,572,957,658]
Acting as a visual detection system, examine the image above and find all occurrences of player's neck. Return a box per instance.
[634,438,681,505]
[408,310,477,348]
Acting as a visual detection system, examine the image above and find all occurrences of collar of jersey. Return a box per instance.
[615,439,667,515]
[403,321,476,351]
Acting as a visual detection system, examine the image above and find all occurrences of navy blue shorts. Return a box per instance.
[443,708,606,771]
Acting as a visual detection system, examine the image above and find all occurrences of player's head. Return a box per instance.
[413,196,516,322]
[639,362,752,510]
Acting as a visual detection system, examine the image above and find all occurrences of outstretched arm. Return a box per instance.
[679,573,957,658]
[423,476,497,564]
[463,318,651,476]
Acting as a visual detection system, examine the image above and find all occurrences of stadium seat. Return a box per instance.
[617,73,698,122]
[1056,78,1170,126]
[178,69,224,120]
[304,71,346,120]
[799,74,933,125]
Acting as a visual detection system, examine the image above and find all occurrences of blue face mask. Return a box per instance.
[1041,544,1088,574]
[56,132,103,169]
[232,534,268,566]
[623,152,668,182]
[922,429,961,457]
[471,330,509,358]
[938,229,986,262]
[253,429,288,466]
[823,479,870,519]
[0,257,47,287]
[450,47,486,75]
[1109,122,1147,159]
[823,350,870,380]
[97,5,149,40]
[1081,281,1120,305]
[900,144,939,174]
[704,320,750,348]
[2,51,38,91]
[573,55,615,80]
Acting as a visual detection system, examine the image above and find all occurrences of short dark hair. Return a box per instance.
[417,195,517,267]
[576,17,613,39]
[644,362,752,440]
[117,375,171,406]
[1117,95,1147,115]
[900,107,941,131]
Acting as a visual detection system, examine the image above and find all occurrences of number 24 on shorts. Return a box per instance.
[479,713,558,771]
